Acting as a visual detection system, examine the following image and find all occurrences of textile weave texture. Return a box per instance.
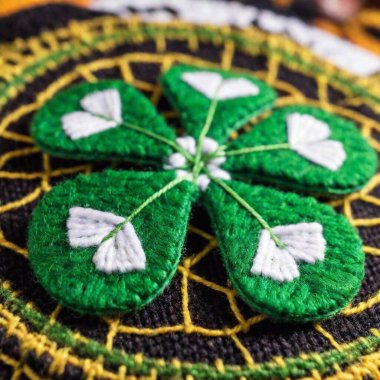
[0,4,380,379]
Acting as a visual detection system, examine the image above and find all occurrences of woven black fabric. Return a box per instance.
[0,4,379,379]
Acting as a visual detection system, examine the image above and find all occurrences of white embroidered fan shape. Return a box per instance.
[287,113,346,171]
[251,222,326,282]
[62,89,122,140]
[181,72,260,100]
[67,207,146,274]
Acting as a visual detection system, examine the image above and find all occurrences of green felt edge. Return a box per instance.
[224,105,378,196]
[205,183,364,323]
[2,21,380,111]
[1,20,379,377]
[31,80,175,165]
[160,64,277,143]
[28,170,197,315]
[1,284,380,379]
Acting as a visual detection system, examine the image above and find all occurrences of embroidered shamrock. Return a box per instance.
[28,65,377,321]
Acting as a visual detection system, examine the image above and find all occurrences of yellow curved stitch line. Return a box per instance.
[351,218,380,227]
[221,39,235,70]
[0,230,28,257]
[363,246,380,257]
[230,334,255,368]
[49,305,62,324]
[188,240,217,267]
[317,75,330,109]
[151,56,174,106]
[0,147,40,169]
[118,59,134,83]
[77,65,98,83]
[266,54,280,86]
[0,187,42,214]
[117,324,184,336]
[341,291,380,316]
[41,153,51,193]
[155,34,167,53]
[0,165,92,181]
[0,171,43,180]
[314,324,342,351]
[181,259,193,331]
[1,131,34,144]
[0,103,39,134]
[104,318,120,351]
[361,194,380,208]
[187,224,215,241]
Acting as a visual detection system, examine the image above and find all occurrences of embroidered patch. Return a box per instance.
[28,65,376,321]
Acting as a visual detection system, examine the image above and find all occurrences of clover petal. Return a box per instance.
[204,181,364,322]
[223,105,377,195]
[161,65,277,143]
[32,81,176,165]
[28,170,196,315]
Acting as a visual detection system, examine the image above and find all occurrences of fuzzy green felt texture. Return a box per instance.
[28,170,196,315]
[161,65,277,143]
[31,81,175,165]
[204,181,364,322]
[223,105,378,195]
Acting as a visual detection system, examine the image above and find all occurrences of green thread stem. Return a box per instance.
[208,172,285,248]
[192,91,221,181]
[102,174,192,242]
[224,143,290,157]
[121,121,194,162]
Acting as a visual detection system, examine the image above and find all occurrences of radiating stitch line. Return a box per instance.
[231,334,255,368]
[363,246,380,256]
[0,147,40,169]
[1,131,34,144]
[314,324,342,351]
[0,230,28,257]
[341,291,380,316]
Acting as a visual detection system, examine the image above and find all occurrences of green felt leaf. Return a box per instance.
[205,181,364,322]
[161,65,277,143]
[223,105,378,195]
[28,170,196,315]
[31,81,176,165]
